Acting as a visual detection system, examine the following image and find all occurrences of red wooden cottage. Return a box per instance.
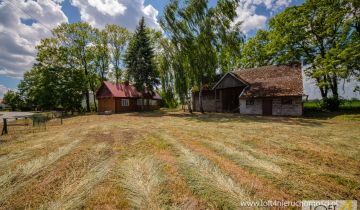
[96,81,161,113]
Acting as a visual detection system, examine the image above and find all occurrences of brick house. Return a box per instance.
[96,81,161,113]
[192,64,304,116]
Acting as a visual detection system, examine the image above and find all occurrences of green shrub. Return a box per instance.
[159,90,178,109]
[320,97,342,111]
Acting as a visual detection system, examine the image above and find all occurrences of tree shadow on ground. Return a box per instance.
[126,110,331,127]
[304,108,360,120]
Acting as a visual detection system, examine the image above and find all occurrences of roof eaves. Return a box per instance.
[212,71,249,90]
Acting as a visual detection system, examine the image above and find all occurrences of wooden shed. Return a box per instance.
[192,64,304,116]
[96,81,161,113]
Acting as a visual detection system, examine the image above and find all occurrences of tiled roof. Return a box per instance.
[97,81,161,100]
[233,64,304,98]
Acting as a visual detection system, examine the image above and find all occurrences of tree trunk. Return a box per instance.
[187,93,192,114]
[330,75,339,99]
[316,77,329,99]
[199,86,204,113]
[319,87,327,99]
[83,62,91,112]
[93,93,98,112]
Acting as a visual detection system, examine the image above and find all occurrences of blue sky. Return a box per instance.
[0,0,304,97]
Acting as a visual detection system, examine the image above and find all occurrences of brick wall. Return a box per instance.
[272,97,303,116]
[239,97,303,116]
[239,99,262,115]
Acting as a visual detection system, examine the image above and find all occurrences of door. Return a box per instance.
[262,99,273,116]
[221,88,242,112]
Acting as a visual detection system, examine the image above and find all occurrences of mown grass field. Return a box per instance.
[0,110,359,209]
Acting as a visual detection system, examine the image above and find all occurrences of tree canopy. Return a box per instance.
[11,0,360,113]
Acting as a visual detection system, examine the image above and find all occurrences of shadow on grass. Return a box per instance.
[126,109,327,127]
[304,107,360,120]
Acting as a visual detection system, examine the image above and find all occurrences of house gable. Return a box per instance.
[96,84,113,98]
[213,73,247,90]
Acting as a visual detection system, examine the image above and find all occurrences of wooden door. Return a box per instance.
[221,88,242,112]
[262,99,273,116]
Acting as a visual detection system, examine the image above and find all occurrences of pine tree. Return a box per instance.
[125,17,159,104]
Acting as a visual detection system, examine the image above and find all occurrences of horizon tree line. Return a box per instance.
[3,0,360,112]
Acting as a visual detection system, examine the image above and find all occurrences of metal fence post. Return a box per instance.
[2,118,8,135]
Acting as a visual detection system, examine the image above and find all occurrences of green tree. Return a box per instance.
[3,90,22,111]
[125,17,159,109]
[268,0,352,105]
[156,36,179,108]
[106,24,131,83]
[94,28,110,81]
[161,0,240,113]
[241,30,272,68]
[53,22,97,112]
[18,37,86,112]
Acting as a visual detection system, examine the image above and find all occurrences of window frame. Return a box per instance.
[246,99,255,106]
[281,98,293,105]
[121,99,130,107]
[150,100,157,106]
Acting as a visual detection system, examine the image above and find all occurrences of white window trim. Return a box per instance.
[150,100,157,106]
[121,99,129,107]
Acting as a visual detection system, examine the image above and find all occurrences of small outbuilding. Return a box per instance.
[0,99,9,110]
[96,81,161,113]
[192,64,304,116]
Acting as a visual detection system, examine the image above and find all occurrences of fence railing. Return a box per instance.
[1,112,64,137]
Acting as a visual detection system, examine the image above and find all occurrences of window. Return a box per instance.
[281,98,293,105]
[246,99,255,106]
[144,99,148,105]
[121,99,129,106]
[150,100,157,106]
[137,99,143,106]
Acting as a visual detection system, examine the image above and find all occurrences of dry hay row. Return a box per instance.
[161,119,360,200]
[111,129,177,210]
[156,132,258,209]
[0,133,114,209]
[118,156,167,209]
[176,127,283,174]
[0,140,81,202]
[201,128,360,199]
[40,157,113,210]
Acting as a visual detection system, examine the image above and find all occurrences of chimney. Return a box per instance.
[124,81,129,86]
[288,61,301,68]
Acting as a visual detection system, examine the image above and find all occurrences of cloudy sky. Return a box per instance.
[0,0,304,97]
[2,0,357,100]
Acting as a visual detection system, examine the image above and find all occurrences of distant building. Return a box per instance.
[0,99,9,110]
[192,64,304,116]
[96,81,161,113]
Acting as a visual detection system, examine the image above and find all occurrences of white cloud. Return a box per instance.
[88,0,126,16]
[70,0,161,30]
[0,0,68,79]
[234,0,292,33]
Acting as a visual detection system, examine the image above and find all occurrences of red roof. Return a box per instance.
[97,81,161,99]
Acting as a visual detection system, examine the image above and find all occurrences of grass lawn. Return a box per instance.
[0,110,359,209]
